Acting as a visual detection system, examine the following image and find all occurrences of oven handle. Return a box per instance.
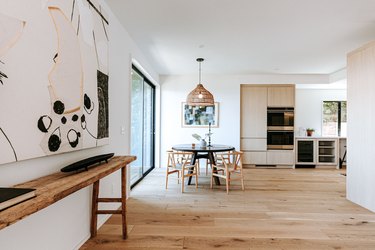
[267,126,294,131]
[267,145,294,150]
[267,110,294,113]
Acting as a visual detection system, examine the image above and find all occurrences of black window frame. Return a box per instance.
[322,101,347,137]
[130,65,156,189]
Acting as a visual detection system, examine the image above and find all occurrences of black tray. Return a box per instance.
[61,153,114,172]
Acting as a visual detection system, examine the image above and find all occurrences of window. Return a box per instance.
[322,101,347,137]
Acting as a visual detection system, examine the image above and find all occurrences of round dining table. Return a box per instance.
[172,144,235,185]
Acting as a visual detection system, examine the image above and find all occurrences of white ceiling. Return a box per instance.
[107,0,375,75]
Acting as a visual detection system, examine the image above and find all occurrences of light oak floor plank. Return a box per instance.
[81,167,375,249]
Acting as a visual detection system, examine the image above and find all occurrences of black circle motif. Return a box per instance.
[48,134,61,152]
[81,114,87,129]
[53,100,65,115]
[84,94,91,110]
[67,129,79,148]
[72,114,79,121]
[37,115,52,133]
[61,117,67,124]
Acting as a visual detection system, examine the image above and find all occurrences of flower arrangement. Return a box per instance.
[192,133,212,141]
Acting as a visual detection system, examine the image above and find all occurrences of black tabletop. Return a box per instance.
[172,144,235,153]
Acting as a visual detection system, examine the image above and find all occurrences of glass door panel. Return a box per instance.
[143,83,154,173]
[130,66,155,187]
[297,140,315,163]
[130,70,143,186]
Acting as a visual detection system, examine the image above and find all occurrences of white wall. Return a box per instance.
[0,1,159,249]
[295,89,347,136]
[347,41,375,213]
[160,73,342,167]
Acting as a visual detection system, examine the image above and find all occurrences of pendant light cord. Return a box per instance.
[197,58,204,84]
[199,60,201,84]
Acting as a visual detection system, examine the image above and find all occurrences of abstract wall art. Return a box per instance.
[0,0,109,165]
[182,102,219,128]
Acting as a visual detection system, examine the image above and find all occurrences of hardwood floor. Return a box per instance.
[81,167,375,249]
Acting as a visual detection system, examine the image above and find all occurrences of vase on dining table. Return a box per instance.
[200,139,207,147]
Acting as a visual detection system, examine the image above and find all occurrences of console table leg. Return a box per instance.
[121,166,127,239]
[90,180,100,238]
[90,167,127,239]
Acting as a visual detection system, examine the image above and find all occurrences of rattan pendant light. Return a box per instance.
[186,58,214,106]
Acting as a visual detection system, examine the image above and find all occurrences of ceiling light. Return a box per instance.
[186,58,214,106]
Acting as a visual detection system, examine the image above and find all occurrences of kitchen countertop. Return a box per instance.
[295,136,346,139]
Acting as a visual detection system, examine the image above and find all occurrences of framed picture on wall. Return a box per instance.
[182,102,219,127]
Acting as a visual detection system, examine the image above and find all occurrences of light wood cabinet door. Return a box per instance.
[267,150,294,165]
[241,138,267,151]
[243,152,267,165]
[267,86,295,107]
[241,86,267,137]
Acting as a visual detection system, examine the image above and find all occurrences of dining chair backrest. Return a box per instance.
[215,150,232,164]
[169,151,193,167]
[232,151,243,170]
[212,151,245,194]
[218,151,242,169]
[166,150,198,192]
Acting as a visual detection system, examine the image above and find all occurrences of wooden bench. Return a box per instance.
[0,155,136,239]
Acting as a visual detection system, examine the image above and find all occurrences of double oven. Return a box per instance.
[267,108,294,150]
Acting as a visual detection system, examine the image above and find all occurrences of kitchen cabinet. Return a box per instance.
[267,150,294,165]
[241,84,295,167]
[240,86,267,165]
[243,151,267,165]
[241,138,267,151]
[296,139,316,165]
[244,151,294,165]
[241,86,267,138]
[317,139,338,166]
[267,86,295,107]
[295,137,339,168]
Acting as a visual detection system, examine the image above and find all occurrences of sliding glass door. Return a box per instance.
[130,66,155,187]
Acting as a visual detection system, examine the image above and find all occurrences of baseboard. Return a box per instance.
[74,234,91,250]
[255,165,294,169]
[243,164,293,169]
[73,204,121,250]
[315,165,338,169]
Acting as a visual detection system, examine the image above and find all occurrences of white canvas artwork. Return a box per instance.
[0,0,109,165]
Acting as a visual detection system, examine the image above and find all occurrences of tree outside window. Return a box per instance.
[322,101,347,137]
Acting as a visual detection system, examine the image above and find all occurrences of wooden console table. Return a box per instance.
[0,155,136,239]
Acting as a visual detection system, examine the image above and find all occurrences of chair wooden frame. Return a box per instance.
[210,151,245,194]
[166,151,198,192]
[197,152,227,176]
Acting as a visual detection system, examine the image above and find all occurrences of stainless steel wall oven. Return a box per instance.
[267,107,294,130]
[267,130,294,149]
[267,108,294,150]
